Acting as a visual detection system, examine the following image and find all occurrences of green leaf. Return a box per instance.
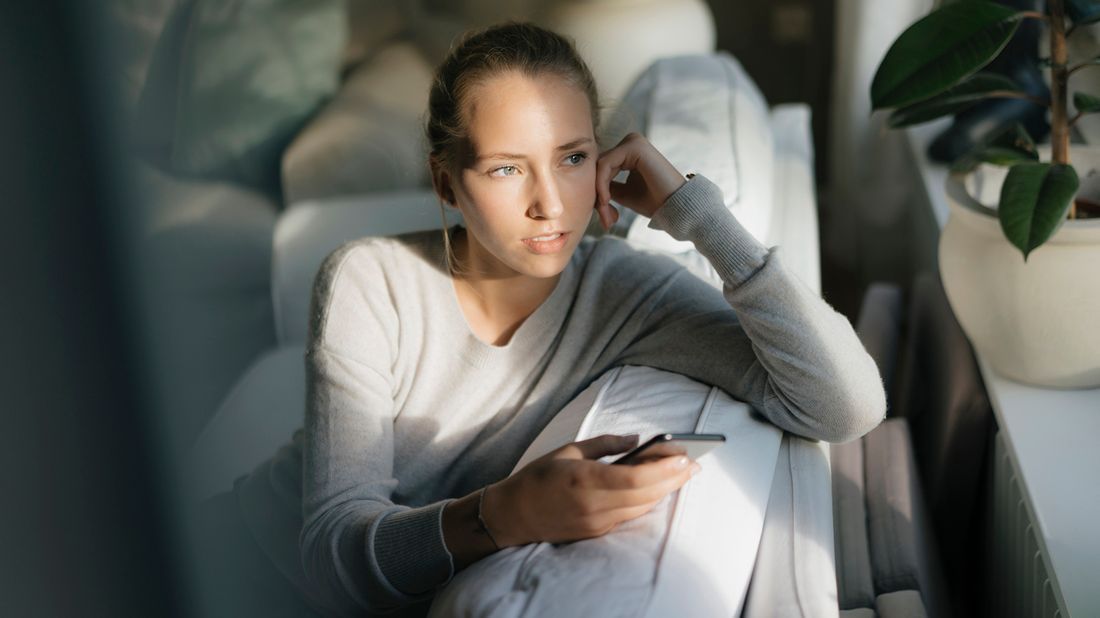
[950,122,1038,172]
[872,1,1022,110]
[1067,0,1100,25]
[1074,92,1100,113]
[951,147,1039,172]
[888,73,1021,127]
[998,162,1079,260]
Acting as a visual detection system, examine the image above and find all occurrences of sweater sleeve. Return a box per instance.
[297,243,457,616]
[614,174,886,443]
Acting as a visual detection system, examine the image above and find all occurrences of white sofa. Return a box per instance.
[189,49,843,615]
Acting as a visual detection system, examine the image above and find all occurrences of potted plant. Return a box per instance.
[872,0,1100,388]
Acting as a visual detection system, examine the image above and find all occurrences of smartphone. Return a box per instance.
[610,433,726,465]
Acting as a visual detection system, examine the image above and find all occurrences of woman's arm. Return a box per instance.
[299,243,461,615]
[610,173,886,443]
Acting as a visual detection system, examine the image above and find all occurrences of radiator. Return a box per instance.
[988,431,1068,617]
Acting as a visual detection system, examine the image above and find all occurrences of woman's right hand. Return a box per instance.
[482,434,701,546]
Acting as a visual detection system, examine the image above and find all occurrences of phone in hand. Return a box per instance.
[609,433,726,465]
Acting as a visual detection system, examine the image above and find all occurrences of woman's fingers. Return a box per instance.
[595,136,633,211]
[595,135,642,228]
[583,501,663,536]
[594,132,685,221]
[604,462,696,499]
[555,433,638,461]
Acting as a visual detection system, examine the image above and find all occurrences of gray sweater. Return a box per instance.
[235,174,886,617]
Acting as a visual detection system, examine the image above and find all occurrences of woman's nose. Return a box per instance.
[527,174,565,220]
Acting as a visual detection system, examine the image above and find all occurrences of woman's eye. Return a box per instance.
[490,165,518,177]
[565,152,587,166]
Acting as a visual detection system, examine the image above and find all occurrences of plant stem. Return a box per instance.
[1050,0,1070,169]
[1049,0,1078,219]
[1067,60,1100,76]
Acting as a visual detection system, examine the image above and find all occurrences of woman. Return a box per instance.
[209,20,885,618]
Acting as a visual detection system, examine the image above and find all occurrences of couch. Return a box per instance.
[189,47,841,615]
[120,1,962,615]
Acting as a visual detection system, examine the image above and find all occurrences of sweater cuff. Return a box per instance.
[374,500,456,596]
[647,173,769,286]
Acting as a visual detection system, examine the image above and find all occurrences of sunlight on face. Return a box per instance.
[451,70,597,280]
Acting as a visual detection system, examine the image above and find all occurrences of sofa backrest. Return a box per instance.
[272,191,463,345]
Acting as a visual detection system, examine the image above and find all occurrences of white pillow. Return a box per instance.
[603,52,774,257]
[428,365,784,618]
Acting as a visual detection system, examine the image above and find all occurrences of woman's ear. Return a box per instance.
[429,156,457,207]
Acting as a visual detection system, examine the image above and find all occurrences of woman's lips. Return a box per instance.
[522,231,569,254]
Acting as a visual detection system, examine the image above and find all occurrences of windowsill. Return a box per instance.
[904,122,1100,618]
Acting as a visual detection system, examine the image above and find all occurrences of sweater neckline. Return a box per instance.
[435,224,580,368]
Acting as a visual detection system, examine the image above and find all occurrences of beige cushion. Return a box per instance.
[343,0,407,70]
[281,41,435,204]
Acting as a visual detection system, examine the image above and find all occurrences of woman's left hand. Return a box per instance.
[594,132,686,230]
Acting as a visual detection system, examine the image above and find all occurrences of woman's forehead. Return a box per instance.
[463,71,594,157]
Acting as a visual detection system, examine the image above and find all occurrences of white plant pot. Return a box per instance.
[939,147,1100,388]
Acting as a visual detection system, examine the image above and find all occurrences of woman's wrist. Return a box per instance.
[441,491,493,571]
[441,482,517,571]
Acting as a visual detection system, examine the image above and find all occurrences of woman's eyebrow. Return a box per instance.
[555,137,594,151]
[477,137,594,162]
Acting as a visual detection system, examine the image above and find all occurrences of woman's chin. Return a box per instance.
[517,256,570,279]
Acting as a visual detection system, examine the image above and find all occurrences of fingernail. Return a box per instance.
[674,456,690,468]
[690,462,702,476]
[622,433,639,443]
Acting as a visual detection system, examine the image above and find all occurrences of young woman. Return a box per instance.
[217,20,885,618]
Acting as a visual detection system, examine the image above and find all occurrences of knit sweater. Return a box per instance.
[235,174,886,617]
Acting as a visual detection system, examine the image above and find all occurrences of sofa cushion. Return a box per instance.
[282,41,436,203]
[741,435,838,618]
[132,159,278,446]
[864,418,950,617]
[134,0,345,195]
[343,0,407,70]
[876,590,928,618]
[188,345,307,502]
[831,438,875,610]
[606,52,774,256]
[271,190,464,345]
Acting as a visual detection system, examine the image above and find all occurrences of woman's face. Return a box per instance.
[446,70,597,280]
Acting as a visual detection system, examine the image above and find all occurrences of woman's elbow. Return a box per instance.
[298,522,374,617]
[826,378,887,443]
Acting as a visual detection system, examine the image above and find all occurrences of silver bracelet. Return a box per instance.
[477,486,502,550]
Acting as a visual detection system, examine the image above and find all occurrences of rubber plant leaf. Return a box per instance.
[998,162,1079,260]
[888,72,1021,127]
[872,1,1022,110]
[950,122,1038,172]
[1067,0,1100,25]
[1073,91,1100,113]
